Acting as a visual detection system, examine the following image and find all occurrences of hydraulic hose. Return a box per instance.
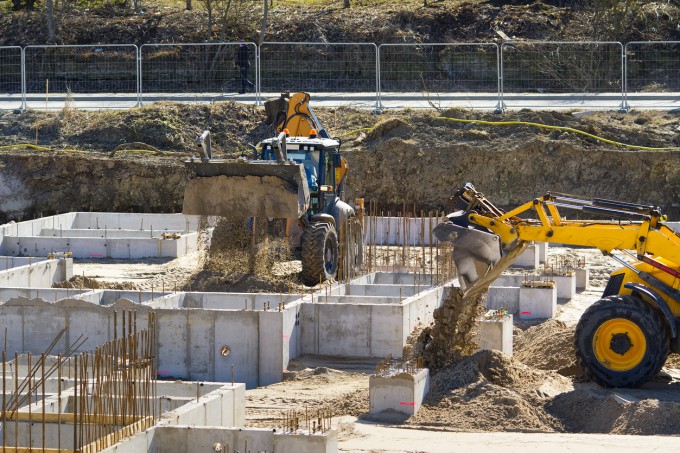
[435,116,680,151]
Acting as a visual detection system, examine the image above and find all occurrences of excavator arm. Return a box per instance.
[435,183,680,388]
[434,184,680,306]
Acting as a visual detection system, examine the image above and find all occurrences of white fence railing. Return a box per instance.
[2,41,680,111]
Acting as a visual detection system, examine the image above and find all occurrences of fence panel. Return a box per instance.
[259,42,378,107]
[140,42,257,104]
[501,41,624,110]
[625,41,680,109]
[24,45,138,109]
[0,46,23,111]
[379,43,499,109]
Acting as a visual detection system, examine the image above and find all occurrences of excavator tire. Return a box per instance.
[301,222,338,286]
[574,295,669,388]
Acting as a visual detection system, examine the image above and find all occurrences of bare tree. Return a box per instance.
[46,0,56,42]
[258,0,269,45]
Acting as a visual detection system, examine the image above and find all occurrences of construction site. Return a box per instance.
[0,85,678,453]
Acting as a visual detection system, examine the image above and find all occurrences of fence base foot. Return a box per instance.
[494,102,506,114]
[618,102,630,113]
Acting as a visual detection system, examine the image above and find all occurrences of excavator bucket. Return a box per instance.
[434,211,527,296]
[182,159,310,219]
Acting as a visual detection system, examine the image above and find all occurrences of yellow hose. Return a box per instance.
[436,116,680,151]
[0,144,52,151]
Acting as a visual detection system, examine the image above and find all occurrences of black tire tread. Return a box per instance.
[574,294,669,388]
[300,222,338,286]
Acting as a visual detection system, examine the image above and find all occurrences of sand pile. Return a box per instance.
[514,319,580,376]
[53,275,139,290]
[548,386,680,435]
[409,350,571,432]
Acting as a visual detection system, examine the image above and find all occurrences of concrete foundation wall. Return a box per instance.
[364,217,437,246]
[0,258,71,289]
[72,213,201,232]
[4,235,198,259]
[300,286,445,358]
[0,298,288,389]
[109,425,337,453]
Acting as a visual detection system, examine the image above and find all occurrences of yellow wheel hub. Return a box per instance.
[593,318,647,372]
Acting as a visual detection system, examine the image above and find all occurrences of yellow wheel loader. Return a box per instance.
[183,92,363,285]
[434,183,680,388]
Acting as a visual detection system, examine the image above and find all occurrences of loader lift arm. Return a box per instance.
[434,183,680,388]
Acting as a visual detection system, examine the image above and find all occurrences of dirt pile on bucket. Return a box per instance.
[409,350,571,432]
[514,319,580,376]
[187,216,304,293]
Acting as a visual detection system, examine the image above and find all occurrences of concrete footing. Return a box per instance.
[519,286,557,319]
[369,368,430,416]
[487,286,520,313]
[537,242,548,263]
[477,312,513,356]
[551,274,576,299]
[575,267,589,290]
[514,244,539,268]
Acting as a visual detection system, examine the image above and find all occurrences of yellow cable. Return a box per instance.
[0,144,52,151]
[436,116,680,151]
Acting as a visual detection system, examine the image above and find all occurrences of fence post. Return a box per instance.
[620,42,629,113]
[256,43,262,106]
[136,45,142,108]
[375,44,382,113]
[495,43,504,113]
[21,47,26,111]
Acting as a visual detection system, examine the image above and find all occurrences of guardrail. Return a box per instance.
[1,41,680,111]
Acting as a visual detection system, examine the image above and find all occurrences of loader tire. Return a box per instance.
[574,295,669,388]
[301,222,338,286]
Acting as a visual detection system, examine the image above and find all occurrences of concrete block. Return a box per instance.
[513,244,539,268]
[477,313,513,356]
[552,274,576,299]
[575,267,589,290]
[486,286,520,313]
[369,368,429,416]
[519,286,557,320]
[537,242,548,263]
[492,274,526,287]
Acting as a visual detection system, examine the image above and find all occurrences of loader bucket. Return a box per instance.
[433,211,527,295]
[182,159,310,219]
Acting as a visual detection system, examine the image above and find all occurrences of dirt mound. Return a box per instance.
[53,275,139,290]
[514,319,580,376]
[548,385,680,435]
[409,350,571,432]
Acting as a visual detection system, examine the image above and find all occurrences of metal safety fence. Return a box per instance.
[2,41,680,111]
[625,41,680,109]
[23,44,139,109]
[140,42,258,104]
[500,41,625,110]
[259,42,378,108]
[379,43,500,110]
[0,46,22,111]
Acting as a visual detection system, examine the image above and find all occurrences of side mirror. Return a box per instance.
[333,153,341,168]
